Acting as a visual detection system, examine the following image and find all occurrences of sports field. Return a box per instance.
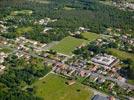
[33,73,93,100]
[51,36,88,55]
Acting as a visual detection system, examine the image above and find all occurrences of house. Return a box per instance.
[117,76,126,83]
[42,27,52,33]
[0,52,8,63]
[80,70,86,77]
[91,65,98,72]
[79,27,90,32]
[66,80,76,85]
[97,77,106,84]
[109,83,115,90]
[92,95,115,100]
[90,75,98,82]
[0,65,5,71]
[92,95,116,100]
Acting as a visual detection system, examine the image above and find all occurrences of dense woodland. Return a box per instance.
[0,0,134,43]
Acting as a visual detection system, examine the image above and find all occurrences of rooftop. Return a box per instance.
[91,54,118,67]
[92,95,108,100]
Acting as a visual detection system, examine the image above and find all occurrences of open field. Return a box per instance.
[81,32,100,41]
[107,48,134,61]
[51,36,88,55]
[33,73,93,100]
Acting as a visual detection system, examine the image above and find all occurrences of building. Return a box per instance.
[0,65,5,71]
[66,80,76,85]
[91,54,119,68]
[92,95,116,100]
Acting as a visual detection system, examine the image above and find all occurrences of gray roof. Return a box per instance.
[92,95,108,100]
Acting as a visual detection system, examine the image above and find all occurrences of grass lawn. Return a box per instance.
[81,32,100,41]
[51,36,88,55]
[33,73,93,100]
[107,48,134,62]
[16,26,33,36]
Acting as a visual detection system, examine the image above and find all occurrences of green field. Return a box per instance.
[33,73,93,100]
[107,48,134,61]
[51,36,88,55]
[81,32,100,41]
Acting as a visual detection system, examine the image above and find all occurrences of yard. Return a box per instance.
[51,36,88,55]
[81,32,100,41]
[33,73,93,100]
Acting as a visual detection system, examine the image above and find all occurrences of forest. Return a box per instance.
[0,0,134,43]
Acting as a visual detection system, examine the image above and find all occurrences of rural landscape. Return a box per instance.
[0,0,134,100]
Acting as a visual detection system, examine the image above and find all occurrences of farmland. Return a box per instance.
[33,73,93,100]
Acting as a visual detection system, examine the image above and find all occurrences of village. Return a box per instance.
[0,30,134,100]
[0,1,134,99]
